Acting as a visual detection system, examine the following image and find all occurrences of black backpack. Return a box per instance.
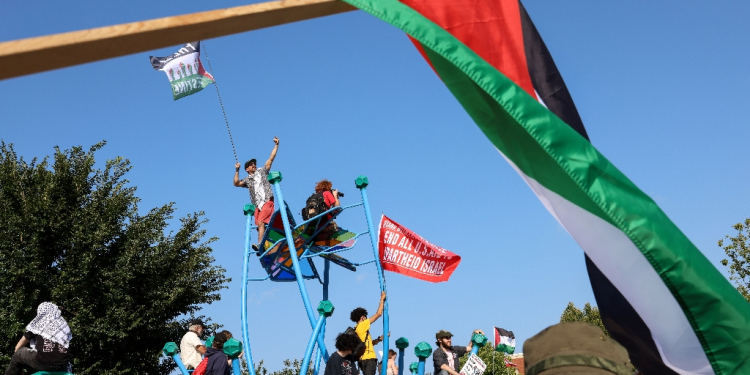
[302,192,328,221]
[344,326,368,360]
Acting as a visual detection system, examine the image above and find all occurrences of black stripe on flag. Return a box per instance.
[518,2,589,141]
[585,256,679,375]
[517,2,672,372]
[495,327,515,340]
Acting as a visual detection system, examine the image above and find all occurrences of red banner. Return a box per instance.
[378,215,461,283]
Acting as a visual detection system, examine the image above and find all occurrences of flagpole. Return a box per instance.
[491,327,495,375]
[201,41,238,165]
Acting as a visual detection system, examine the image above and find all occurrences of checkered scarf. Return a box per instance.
[25,302,72,349]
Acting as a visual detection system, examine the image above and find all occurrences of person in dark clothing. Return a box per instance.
[205,332,231,375]
[432,329,484,375]
[324,333,361,375]
[5,302,72,375]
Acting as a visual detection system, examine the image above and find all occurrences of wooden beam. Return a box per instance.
[0,0,357,81]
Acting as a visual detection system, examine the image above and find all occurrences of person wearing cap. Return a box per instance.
[180,319,207,369]
[432,328,484,375]
[234,136,280,249]
[523,322,631,375]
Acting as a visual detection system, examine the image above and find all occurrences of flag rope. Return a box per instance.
[202,41,238,164]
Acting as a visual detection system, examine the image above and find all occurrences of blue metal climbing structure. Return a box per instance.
[240,173,390,375]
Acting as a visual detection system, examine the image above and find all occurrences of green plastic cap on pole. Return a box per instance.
[414,341,433,359]
[409,362,419,374]
[162,342,179,356]
[224,337,243,359]
[268,171,283,184]
[243,204,256,216]
[355,175,369,189]
[471,333,488,348]
[396,337,410,350]
[317,300,335,317]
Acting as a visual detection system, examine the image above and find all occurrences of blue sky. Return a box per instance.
[2,0,749,371]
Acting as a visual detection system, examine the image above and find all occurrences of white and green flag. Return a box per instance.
[149,42,214,100]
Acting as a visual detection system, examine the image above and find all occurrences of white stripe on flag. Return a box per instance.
[499,151,713,375]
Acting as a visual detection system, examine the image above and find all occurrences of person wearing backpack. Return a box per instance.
[203,331,231,375]
[303,179,341,239]
[350,291,387,375]
[324,332,361,375]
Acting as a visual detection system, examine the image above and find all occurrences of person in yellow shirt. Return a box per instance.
[350,291,387,375]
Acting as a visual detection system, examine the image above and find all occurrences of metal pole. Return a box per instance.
[301,315,327,375]
[413,342,432,375]
[269,172,329,361]
[302,301,335,375]
[417,360,426,375]
[395,337,409,375]
[315,259,330,375]
[241,204,257,375]
[398,349,405,375]
[356,176,389,375]
[313,319,326,375]
[323,259,330,301]
[171,353,190,375]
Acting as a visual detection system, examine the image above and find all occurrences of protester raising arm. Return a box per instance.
[264,137,279,171]
[368,291,387,324]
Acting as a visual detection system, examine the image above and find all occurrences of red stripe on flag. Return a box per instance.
[407,36,439,76]
[400,0,536,97]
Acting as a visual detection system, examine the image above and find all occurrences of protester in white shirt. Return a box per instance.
[180,319,207,369]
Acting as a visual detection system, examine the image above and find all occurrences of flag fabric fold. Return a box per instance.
[149,42,215,100]
[341,0,750,374]
[493,327,515,355]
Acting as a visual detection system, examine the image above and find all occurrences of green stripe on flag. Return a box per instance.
[495,343,515,355]
[341,0,750,373]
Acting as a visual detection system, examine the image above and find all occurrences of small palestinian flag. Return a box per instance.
[149,42,214,100]
[493,327,515,355]
[341,0,750,373]
[504,358,517,368]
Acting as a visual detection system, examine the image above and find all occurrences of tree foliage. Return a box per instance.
[251,358,313,375]
[559,302,608,337]
[0,141,230,374]
[457,343,517,375]
[718,219,750,303]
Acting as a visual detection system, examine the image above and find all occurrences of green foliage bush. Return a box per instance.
[0,141,229,374]
[559,302,608,337]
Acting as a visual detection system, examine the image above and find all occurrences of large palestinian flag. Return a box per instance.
[339,0,750,374]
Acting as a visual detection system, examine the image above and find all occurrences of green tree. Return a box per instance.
[718,219,750,303]
[0,141,230,374]
[457,343,517,375]
[250,358,313,375]
[559,302,608,337]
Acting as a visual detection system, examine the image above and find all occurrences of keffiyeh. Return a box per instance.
[25,302,72,349]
